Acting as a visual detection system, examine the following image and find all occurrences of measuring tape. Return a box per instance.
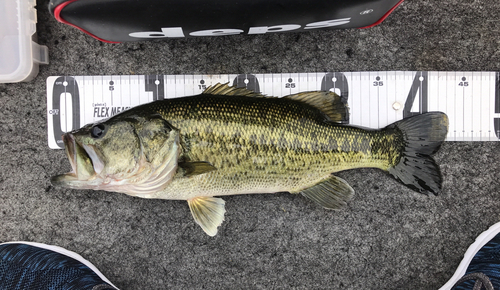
[46,71,500,149]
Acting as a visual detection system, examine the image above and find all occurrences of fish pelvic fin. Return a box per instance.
[299,175,354,209]
[386,112,449,195]
[188,196,226,236]
[284,91,349,123]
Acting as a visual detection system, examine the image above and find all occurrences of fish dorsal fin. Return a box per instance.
[285,91,349,123]
[203,83,348,122]
[188,196,226,236]
[299,175,354,209]
[203,83,266,98]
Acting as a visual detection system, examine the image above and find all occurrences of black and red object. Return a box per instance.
[49,0,404,43]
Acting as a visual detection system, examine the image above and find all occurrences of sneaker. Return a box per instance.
[440,222,500,290]
[0,242,118,290]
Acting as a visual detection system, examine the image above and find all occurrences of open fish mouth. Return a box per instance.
[50,133,102,188]
[64,133,78,176]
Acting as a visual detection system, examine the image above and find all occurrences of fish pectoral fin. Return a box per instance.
[284,91,348,123]
[179,161,217,177]
[299,175,354,209]
[188,196,226,236]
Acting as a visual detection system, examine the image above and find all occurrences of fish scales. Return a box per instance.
[51,83,448,236]
[127,94,400,200]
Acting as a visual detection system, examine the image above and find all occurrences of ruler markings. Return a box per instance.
[281,74,288,95]
[491,72,495,141]
[428,72,437,114]
[126,75,131,106]
[480,71,488,139]
[353,72,370,127]
[455,72,461,140]
[212,74,219,90]
[283,73,289,95]
[61,76,68,132]
[383,71,388,128]
[302,72,310,92]
[356,72,364,127]
[375,71,380,129]
[259,73,267,95]
[419,71,423,114]
[386,72,392,126]
[447,71,453,141]
[362,71,368,127]
[100,76,104,113]
[492,72,498,140]
[392,72,403,127]
[183,75,190,96]
[467,72,473,139]
[291,73,300,95]
[487,72,492,140]
[46,72,500,149]
[298,72,305,92]
[93,76,99,123]
[166,74,175,99]
[403,72,411,117]
[108,75,113,106]
[296,73,303,93]
[350,72,360,126]
[273,73,281,97]
[177,75,184,98]
[437,72,447,140]
[460,72,467,139]
[61,76,66,132]
[477,72,482,140]
[78,76,83,128]
[481,72,487,140]
[383,71,388,120]
[80,76,85,125]
[67,76,72,130]
[369,71,378,129]
[485,72,490,140]
[456,72,463,139]
[473,72,477,140]
[140,75,145,104]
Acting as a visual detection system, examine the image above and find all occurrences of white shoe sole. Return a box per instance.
[439,221,500,290]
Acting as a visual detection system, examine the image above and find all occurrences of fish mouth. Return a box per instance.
[64,133,78,175]
[50,133,102,189]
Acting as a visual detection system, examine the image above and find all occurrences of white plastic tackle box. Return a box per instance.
[0,0,49,83]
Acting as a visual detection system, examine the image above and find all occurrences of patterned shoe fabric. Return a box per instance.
[440,222,500,290]
[0,242,118,290]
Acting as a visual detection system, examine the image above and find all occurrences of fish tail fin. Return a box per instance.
[385,112,448,195]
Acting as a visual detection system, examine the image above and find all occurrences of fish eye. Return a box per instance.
[90,124,106,139]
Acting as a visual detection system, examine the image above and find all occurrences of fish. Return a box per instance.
[51,83,449,236]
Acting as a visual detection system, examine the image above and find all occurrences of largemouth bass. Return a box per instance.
[52,83,449,236]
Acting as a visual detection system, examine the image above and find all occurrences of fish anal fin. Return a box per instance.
[203,83,266,98]
[285,91,349,123]
[300,175,354,209]
[188,196,226,236]
[179,161,217,177]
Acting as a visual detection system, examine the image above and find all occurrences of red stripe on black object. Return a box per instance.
[359,0,404,29]
[53,0,121,44]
